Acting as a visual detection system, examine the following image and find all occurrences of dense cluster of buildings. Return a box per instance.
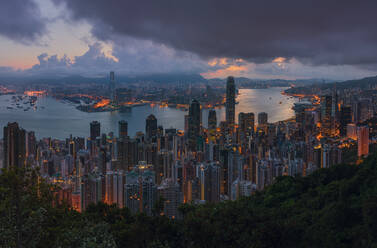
[1,76,375,219]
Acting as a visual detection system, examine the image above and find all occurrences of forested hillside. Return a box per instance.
[1,154,377,248]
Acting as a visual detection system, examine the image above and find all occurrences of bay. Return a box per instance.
[0,87,297,139]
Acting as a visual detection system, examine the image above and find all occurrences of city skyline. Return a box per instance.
[1,1,377,247]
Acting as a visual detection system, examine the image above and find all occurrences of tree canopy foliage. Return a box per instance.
[1,154,377,247]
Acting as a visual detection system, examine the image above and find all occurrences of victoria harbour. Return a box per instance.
[0,87,297,139]
[2,1,377,246]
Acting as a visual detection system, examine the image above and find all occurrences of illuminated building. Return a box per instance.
[124,166,156,215]
[71,191,81,212]
[347,123,357,140]
[183,161,199,203]
[199,162,220,203]
[158,178,183,219]
[118,120,128,139]
[226,76,236,127]
[239,112,255,136]
[357,125,369,157]
[340,106,352,136]
[3,122,26,168]
[320,95,332,136]
[188,99,201,151]
[81,172,102,210]
[146,114,158,140]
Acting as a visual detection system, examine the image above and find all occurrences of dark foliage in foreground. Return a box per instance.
[1,154,377,247]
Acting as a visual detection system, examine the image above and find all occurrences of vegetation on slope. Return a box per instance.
[1,154,377,247]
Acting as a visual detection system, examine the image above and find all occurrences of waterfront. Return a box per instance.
[0,87,298,139]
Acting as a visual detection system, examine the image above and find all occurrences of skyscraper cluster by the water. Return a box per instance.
[1,74,374,219]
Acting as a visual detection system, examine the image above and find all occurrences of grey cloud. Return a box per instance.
[0,0,47,43]
[53,0,377,66]
[21,40,207,77]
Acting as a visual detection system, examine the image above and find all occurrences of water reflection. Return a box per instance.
[0,87,297,139]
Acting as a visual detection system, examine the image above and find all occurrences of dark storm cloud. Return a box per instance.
[53,0,377,66]
[0,0,46,43]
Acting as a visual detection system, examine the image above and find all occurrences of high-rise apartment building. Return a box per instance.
[3,122,26,168]
[118,120,128,139]
[146,114,158,140]
[239,112,255,136]
[188,99,201,151]
[321,95,332,136]
[357,125,369,157]
[90,121,101,141]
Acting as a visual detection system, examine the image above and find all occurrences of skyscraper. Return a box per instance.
[258,112,268,132]
[226,76,236,126]
[109,71,116,103]
[357,125,369,157]
[90,121,101,141]
[239,112,255,136]
[3,122,26,168]
[118,120,128,139]
[340,106,352,136]
[188,99,201,151]
[199,162,220,203]
[208,109,217,141]
[146,114,158,140]
[321,95,332,136]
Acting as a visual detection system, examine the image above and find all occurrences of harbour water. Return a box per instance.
[0,87,298,139]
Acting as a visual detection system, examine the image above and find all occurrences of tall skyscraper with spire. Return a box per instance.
[109,71,116,104]
[226,76,236,127]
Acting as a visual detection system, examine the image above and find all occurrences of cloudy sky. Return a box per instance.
[1,0,377,80]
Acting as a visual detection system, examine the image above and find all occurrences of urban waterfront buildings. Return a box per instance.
[1,75,375,218]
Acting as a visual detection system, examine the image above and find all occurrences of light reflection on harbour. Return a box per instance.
[0,87,298,139]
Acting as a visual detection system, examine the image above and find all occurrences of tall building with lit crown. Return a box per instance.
[226,76,236,127]
[357,125,369,157]
[3,122,26,168]
[109,71,116,104]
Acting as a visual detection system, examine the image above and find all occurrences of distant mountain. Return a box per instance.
[208,77,334,88]
[285,75,377,95]
[0,73,207,85]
